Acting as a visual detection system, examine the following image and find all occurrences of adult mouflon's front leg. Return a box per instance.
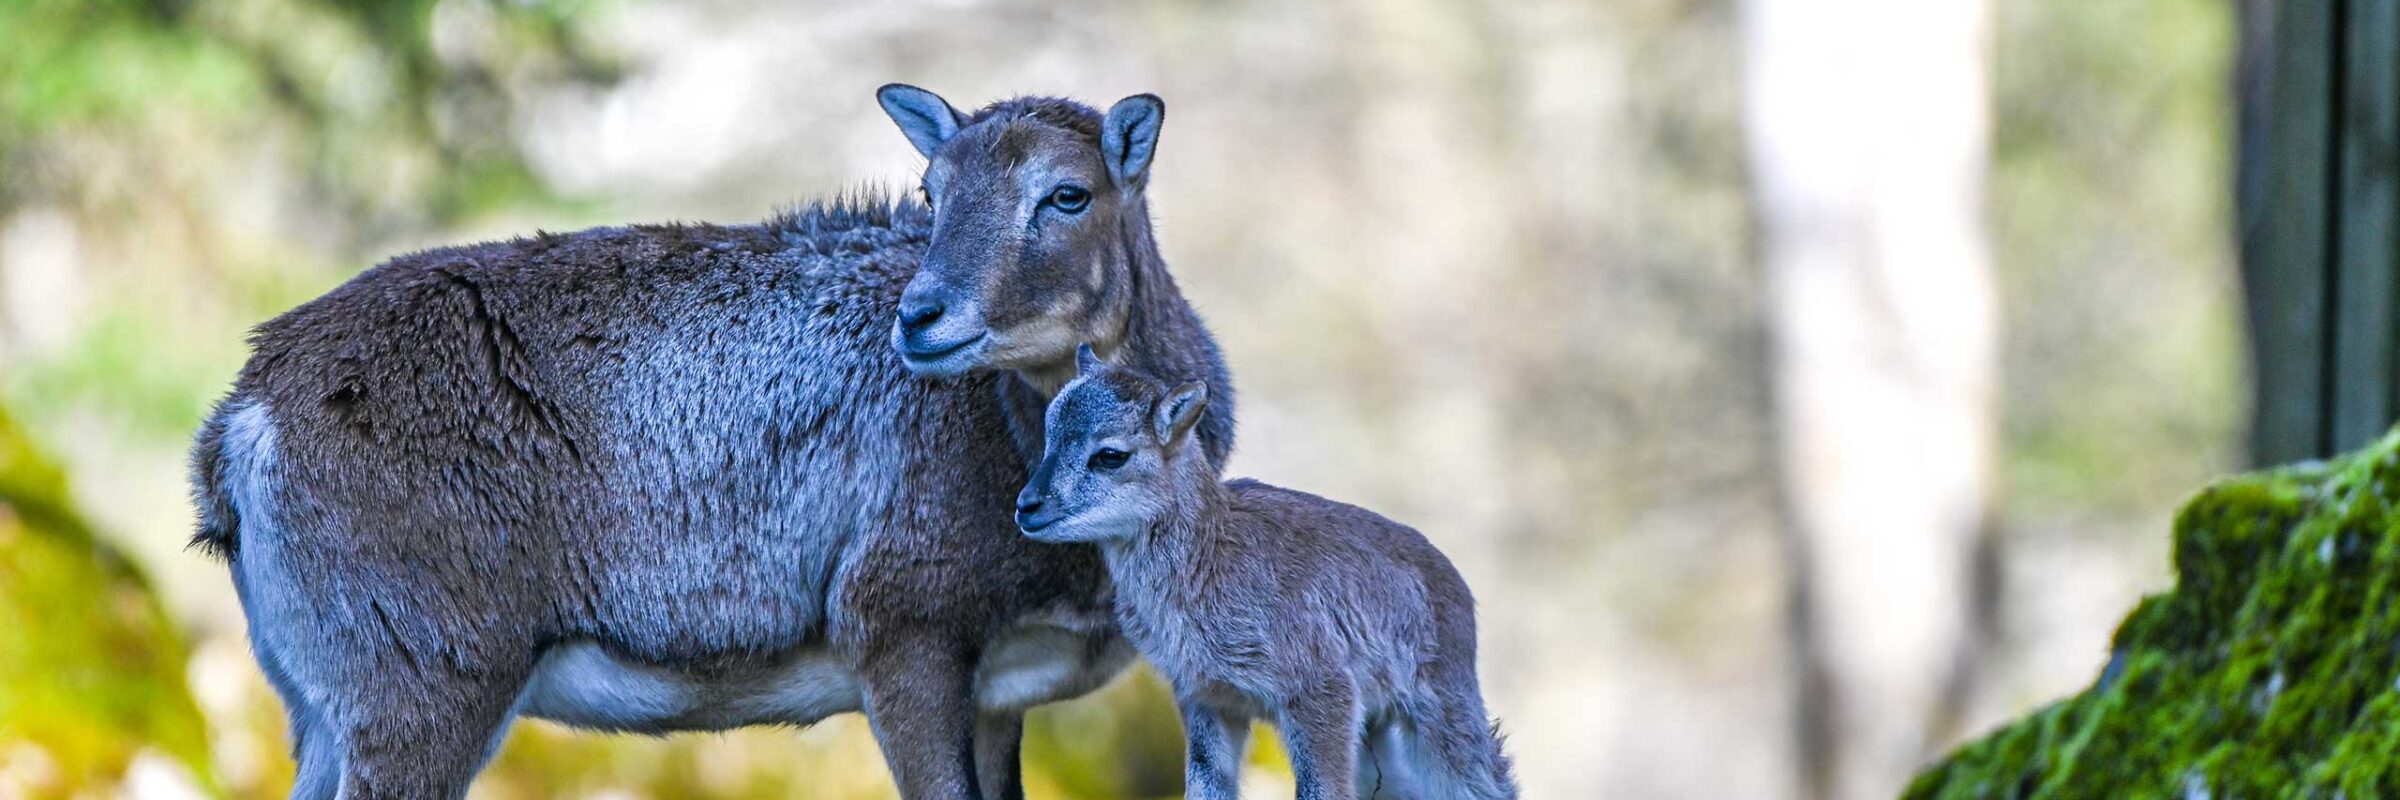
[973,711,1027,800]
[862,636,986,799]
[1180,698,1251,800]
[1279,676,1364,800]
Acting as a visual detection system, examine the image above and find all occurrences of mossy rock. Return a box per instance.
[1909,428,2400,798]
[0,405,213,795]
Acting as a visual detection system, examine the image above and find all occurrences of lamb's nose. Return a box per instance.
[898,298,945,332]
[1015,496,1044,516]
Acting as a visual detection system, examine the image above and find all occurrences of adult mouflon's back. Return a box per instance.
[189,87,1233,800]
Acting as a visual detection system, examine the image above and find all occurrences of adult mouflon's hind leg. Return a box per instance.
[331,647,532,800]
[259,648,342,799]
[245,627,341,799]
[252,551,534,797]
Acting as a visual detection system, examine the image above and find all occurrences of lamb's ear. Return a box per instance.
[1075,343,1106,376]
[1153,381,1208,446]
[878,83,966,159]
[1101,94,1165,189]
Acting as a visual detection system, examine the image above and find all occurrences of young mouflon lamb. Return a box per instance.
[1014,347,1518,800]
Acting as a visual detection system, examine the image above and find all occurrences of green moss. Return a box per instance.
[1909,429,2400,798]
[0,405,214,795]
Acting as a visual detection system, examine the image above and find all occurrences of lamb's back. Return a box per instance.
[1221,479,1464,675]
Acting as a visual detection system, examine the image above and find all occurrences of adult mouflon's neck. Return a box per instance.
[998,201,1236,469]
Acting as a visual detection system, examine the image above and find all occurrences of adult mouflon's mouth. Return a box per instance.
[896,330,989,374]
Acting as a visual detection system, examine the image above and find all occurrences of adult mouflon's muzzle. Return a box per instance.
[891,279,990,376]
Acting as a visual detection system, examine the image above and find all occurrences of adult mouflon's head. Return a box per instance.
[1015,345,1208,544]
[877,84,1165,380]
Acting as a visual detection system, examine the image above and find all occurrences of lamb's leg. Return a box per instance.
[863,639,984,800]
[973,711,1026,800]
[1355,717,1416,800]
[1279,678,1363,800]
[1181,698,1250,800]
[1408,692,1520,800]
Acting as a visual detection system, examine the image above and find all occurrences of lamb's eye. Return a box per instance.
[1087,448,1130,470]
[1046,185,1091,213]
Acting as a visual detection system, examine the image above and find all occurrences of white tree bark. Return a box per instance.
[1741,0,1997,797]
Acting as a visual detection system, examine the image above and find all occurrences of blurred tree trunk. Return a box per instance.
[1741,1,1999,798]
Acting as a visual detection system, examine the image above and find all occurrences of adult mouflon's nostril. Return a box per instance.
[898,299,945,331]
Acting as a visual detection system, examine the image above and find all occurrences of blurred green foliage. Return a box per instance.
[0,403,212,796]
[0,0,597,216]
[0,0,605,444]
[1023,668,1192,797]
[1910,428,2400,797]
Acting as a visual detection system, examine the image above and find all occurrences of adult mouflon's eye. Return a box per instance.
[1047,185,1091,213]
[1087,448,1130,470]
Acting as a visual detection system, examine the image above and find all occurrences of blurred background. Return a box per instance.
[0,0,2250,798]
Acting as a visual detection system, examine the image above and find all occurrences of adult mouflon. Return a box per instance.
[1016,348,1517,800]
[188,85,1232,799]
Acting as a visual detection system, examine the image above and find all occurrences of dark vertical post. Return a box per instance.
[2239,0,2338,465]
[2331,0,2400,451]
[2234,0,2400,463]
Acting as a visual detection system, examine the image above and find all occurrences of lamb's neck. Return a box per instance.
[1101,471,1231,598]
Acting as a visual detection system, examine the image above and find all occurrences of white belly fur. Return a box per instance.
[520,623,1133,733]
[974,623,1137,712]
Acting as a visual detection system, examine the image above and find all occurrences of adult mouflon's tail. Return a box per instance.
[187,397,243,560]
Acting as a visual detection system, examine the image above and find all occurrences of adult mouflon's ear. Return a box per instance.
[878,83,966,159]
[1101,94,1165,189]
[1075,343,1106,376]
[1153,380,1207,446]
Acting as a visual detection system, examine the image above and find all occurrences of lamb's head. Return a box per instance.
[1015,345,1208,544]
[877,84,1165,382]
